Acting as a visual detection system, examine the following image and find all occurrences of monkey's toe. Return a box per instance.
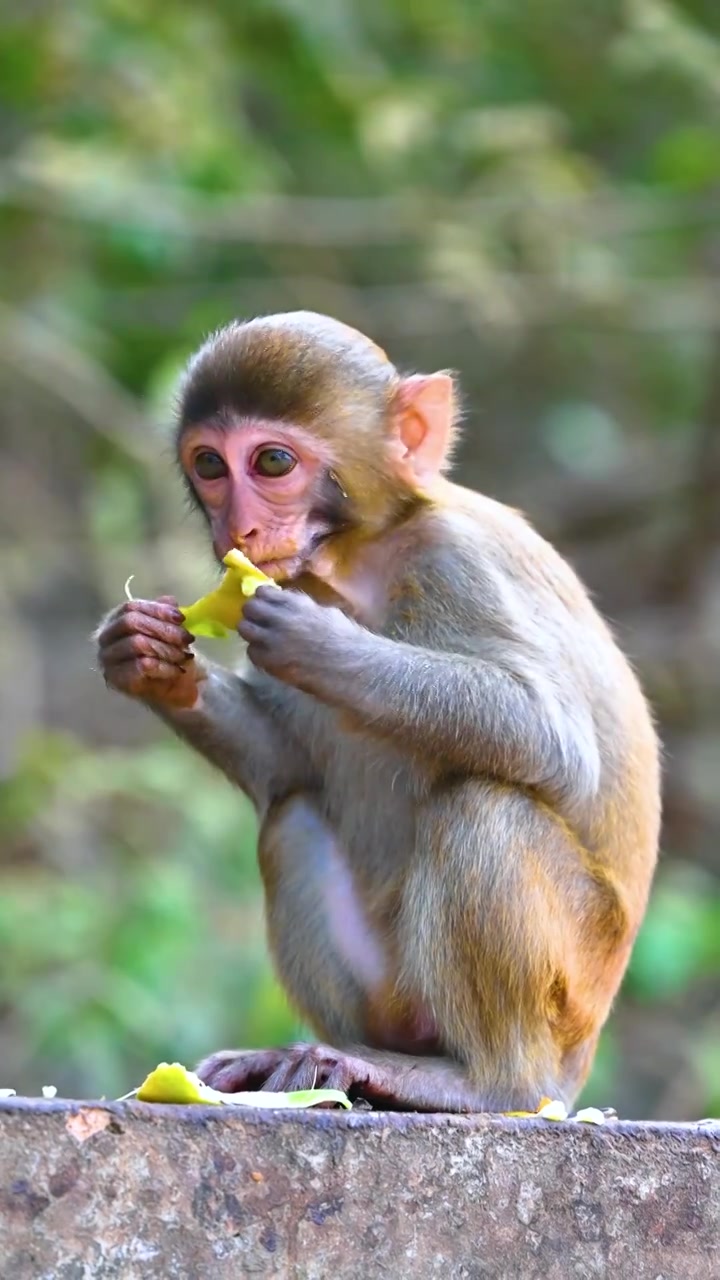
[195,1043,385,1104]
[260,1043,354,1093]
[195,1047,287,1093]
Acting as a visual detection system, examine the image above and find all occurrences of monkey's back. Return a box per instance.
[249,482,660,942]
[417,484,662,923]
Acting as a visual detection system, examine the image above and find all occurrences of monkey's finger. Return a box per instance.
[102,596,184,625]
[324,1060,361,1093]
[262,1060,312,1092]
[240,598,280,628]
[105,657,187,685]
[197,1049,286,1093]
[237,618,272,645]
[325,1057,390,1104]
[101,635,193,669]
[252,584,284,601]
[100,605,193,649]
[244,584,298,615]
[101,661,188,700]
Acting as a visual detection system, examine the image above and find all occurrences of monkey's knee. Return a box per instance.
[258,794,380,1045]
[402,782,590,1081]
[258,792,338,884]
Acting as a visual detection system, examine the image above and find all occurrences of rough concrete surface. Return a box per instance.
[0,1100,717,1280]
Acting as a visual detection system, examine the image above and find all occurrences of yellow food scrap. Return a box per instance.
[574,1106,607,1125]
[133,1061,351,1110]
[136,1062,222,1105]
[504,1095,566,1120]
[180,549,278,639]
[536,1099,568,1122]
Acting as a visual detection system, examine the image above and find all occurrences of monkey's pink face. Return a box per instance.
[179,421,345,579]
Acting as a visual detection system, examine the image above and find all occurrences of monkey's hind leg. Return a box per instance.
[197,792,391,1099]
[398,779,607,1114]
[195,793,496,1111]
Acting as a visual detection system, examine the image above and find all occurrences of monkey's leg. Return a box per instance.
[398,779,615,1112]
[196,795,492,1111]
[197,793,387,1092]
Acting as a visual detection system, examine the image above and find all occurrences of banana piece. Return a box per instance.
[180,549,278,638]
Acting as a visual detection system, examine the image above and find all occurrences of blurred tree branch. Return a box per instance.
[2,162,720,243]
[0,301,159,468]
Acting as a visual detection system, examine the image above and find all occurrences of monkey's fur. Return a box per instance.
[96,312,661,1111]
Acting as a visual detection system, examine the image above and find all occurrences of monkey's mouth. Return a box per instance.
[256,528,339,581]
[255,555,302,581]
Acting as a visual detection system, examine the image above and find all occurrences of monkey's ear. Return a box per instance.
[392,373,457,481]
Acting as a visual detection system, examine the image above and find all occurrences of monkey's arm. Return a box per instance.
[241,588,599,806]
[155,661,314,811]
[333,641,596,798]
[94,596,312,811]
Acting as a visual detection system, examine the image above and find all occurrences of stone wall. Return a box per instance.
[1,1100,718,1279]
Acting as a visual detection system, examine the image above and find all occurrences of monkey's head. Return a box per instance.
[176,311,459,580]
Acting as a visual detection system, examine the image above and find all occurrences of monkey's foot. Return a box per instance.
[196,1043,398,1105]
[196,1043,482,1111]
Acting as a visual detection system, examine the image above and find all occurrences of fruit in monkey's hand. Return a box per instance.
[180,549,279,639]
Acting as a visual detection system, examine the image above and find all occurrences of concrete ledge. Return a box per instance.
[0,1100,718,1279]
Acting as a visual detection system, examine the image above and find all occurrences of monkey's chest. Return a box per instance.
[259,689,439,1051]
[264,678,422,871]
[318,728,420,879]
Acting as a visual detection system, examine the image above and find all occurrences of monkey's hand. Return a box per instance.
[239,586,356,689]
[95,596,201,709]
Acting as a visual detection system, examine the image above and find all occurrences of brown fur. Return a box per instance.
[96,312,661,1112]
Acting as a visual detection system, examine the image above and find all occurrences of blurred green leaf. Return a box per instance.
[651,124,720,190]
[627,867,720,1000]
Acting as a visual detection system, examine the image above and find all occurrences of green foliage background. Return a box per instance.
[1,0,719,1117]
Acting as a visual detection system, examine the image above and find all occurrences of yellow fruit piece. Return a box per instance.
[132,1061,352,1110]
[136,1062,222,1105]
[574,1106,607,1125]
[503,1094,558,1119]
[536,1098,568,1122]
[180,549,278,639]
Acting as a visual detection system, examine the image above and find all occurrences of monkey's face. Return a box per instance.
[175,312,459,581]
[179,419,351,581]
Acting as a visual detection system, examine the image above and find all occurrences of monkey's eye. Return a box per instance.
[194,450,228,481]
[253,447,297,478]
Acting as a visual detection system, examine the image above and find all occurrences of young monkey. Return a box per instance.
[95,311,661,1112]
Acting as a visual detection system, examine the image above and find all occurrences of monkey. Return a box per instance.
[94,311,661,1112]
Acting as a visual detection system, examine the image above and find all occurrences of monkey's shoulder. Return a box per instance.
[397,490,596,626]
